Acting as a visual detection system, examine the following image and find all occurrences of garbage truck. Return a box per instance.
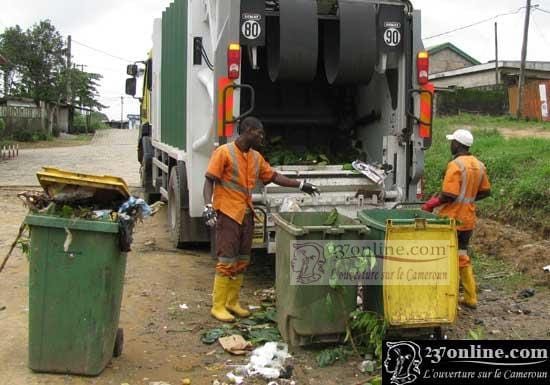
[125,0,434,251]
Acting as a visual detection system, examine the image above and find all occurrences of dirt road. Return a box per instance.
[0,130,549,384]
[0,129,140,187]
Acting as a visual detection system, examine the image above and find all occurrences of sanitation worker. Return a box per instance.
[422,129,491,309]
[203,116,320,322]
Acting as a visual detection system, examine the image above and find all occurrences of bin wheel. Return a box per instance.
[433,326,447,340]
[113,328,124,357]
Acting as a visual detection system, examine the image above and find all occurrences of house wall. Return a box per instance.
[508,79,550,121]
[431,70,498,89]
[430,49,474,74]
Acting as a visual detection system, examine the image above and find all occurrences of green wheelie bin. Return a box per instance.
[24,214,126,376]
[272,211,368,346]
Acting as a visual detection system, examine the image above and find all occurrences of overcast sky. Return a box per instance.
[1,0,550,120]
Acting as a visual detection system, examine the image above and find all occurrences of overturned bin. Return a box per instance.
[25,214,126,375]
[358,209,459,330]
[272,211,368,346]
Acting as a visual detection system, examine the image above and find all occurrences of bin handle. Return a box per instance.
[391,201,426,209]
[271,213,307,236]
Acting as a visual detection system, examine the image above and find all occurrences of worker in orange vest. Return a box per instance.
[203,116,320,322]
[422,129,491,309]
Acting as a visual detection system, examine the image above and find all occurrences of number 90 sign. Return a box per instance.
[242,20,261,40]
[384,28,401,47]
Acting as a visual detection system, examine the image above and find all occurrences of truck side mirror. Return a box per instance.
[125,78,137,96]
[127,64,138,77]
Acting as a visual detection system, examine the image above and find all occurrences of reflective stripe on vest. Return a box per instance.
[221,143,259,196]
[453,158,486,204]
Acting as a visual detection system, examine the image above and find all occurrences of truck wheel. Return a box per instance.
[168,163,210,248]
[113,328,124,357]
[168,164,189,248]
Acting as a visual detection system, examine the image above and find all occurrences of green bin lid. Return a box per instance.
[24,215,119,234]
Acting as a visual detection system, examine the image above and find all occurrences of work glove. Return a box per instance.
[421,196,442,212]
[203,204,217,227]
[299,181,321,196]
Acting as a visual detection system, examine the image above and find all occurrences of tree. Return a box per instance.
[10,21,67,102]
[0,20,105,111]
[71,69,106,110]
[0,25,26,96]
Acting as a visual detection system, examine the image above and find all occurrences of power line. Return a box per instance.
[424,6,531,40]
[72,39,134,63]
[535,7,550,14]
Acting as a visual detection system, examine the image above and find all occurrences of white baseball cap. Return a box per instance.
[446,129,473,147]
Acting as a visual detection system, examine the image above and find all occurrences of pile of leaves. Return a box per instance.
[201,304,281,346]
[263,135,365,166]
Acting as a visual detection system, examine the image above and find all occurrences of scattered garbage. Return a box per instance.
[226,372,244,384]
[227,342,292,381]
[280,198,301,212]
[359,359,376,373]
[179,304,189,310]
[149,382,172,385]
[543,265,550,273]
[351,160,387,185]
[518,288,536,298]
[201,304,281,346]
[0,305,6,311]
[181,379,191,385]
[18,168,156,253]
[219,335,253,355]
[118,196,153,252]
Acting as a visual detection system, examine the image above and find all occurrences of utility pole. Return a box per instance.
[67,35,74,132]
[517,0,531,119]
[494,22,499,86]
[120,96,124,129]
[66,35,72,103]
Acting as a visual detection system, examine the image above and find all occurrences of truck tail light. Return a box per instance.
[419,83,434,140]
[417,51,429,85]
[227,43,241,80]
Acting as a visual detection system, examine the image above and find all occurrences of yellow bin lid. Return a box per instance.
[36,167,130,204]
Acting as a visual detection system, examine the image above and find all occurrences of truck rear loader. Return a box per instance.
[126,0,434,252]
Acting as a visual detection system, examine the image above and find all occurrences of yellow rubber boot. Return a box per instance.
[225,275,251,318]
[459,266,478,309]
[211,275,235,322]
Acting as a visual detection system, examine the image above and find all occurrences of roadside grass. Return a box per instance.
[437,112,550,130]
[425,114,550,236]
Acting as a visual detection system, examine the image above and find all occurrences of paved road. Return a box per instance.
[0,129,140,186]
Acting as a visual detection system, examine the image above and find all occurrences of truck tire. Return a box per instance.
[167,163,209,248]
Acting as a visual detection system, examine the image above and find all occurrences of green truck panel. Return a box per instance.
[161,0,188,150]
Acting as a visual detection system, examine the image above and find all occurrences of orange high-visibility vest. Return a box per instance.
[206,142,274,224]
[438,155,491,231]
